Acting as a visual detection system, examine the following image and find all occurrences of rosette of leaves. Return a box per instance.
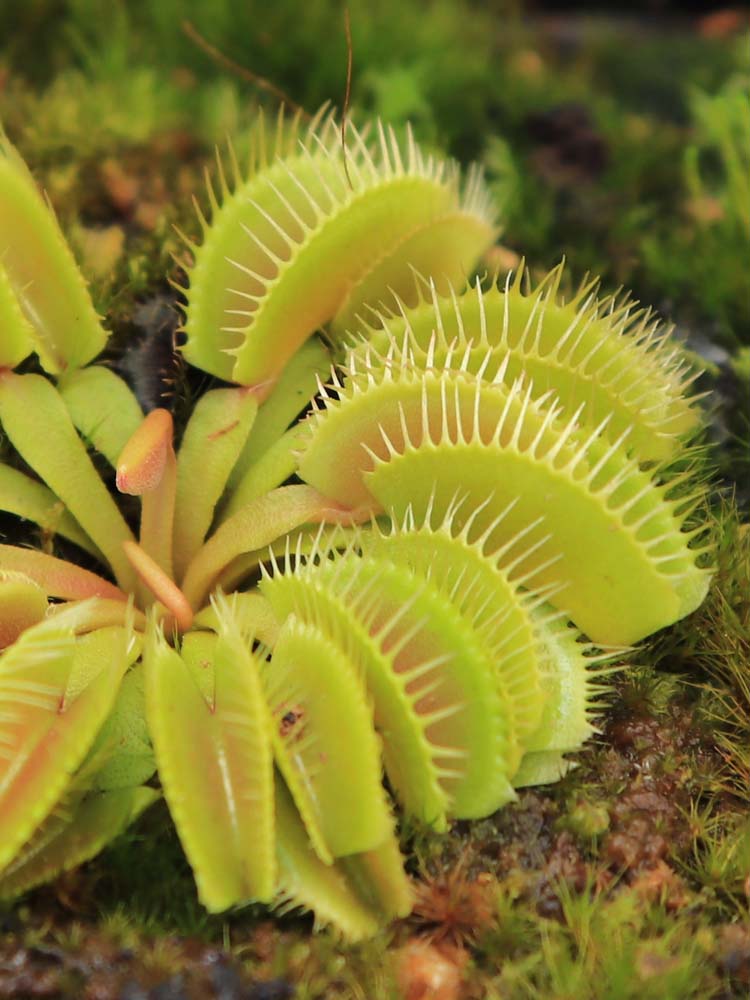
[0,109,713,940]
[0,111,494,936]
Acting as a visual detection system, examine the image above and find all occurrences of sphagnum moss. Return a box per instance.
[0,106,715,943]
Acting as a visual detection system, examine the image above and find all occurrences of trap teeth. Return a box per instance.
[255,247,712,925]
[298,364,710,645]
[179,108,496,391]
[262,544,520,825]
[363,513,548,746]
[0,106,716,942]
[349,263,702,462]
[260,519,612,832]
[261,614,393,861]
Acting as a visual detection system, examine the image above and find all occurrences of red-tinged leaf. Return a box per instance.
[144,616,275,911]
[0,616,131,874]
[0,786,158,899]
[139,444,177,578]
[0,545,126,602]
[116,409,174,496]
[122,541,193,632]
[116,410,178,578]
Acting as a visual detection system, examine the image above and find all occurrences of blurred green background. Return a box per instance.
[0,1,746,336]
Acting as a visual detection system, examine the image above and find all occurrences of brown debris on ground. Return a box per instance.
[409,688,728,939]
[0,929,295,1000]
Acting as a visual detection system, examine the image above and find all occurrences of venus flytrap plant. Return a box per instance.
[260,505,613,832]
[0,375,390,929]
[364,503,612,785]
[259,615,395,862]
[174,105,497,526]
[0,107,715,942]
[176,107,497,391]
[347,261,703,462]
[0,111,493,937]
[144,604,277,911]
[298,347,711,644]
[143,593,413,929]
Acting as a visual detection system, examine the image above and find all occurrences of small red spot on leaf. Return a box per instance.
[207,419,240,441]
